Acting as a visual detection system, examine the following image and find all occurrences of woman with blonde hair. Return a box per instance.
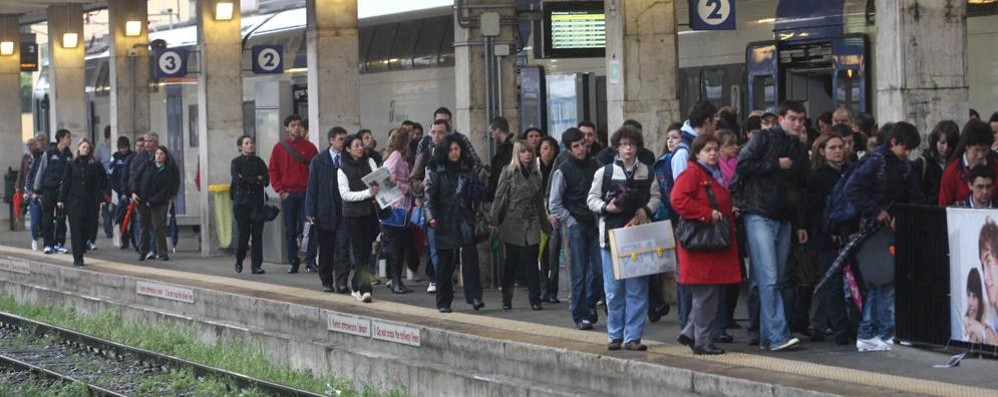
[491,140,551,311]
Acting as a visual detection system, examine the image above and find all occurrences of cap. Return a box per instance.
[762,107,779,118]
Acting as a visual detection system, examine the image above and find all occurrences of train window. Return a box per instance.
[835,69,861,115]
[413,17,447,67]
[752,75,776,111]
[358,25,375,72]
[389,20,418,70]
[702,69,724,106]
[438,18,455,66]
[366,24,398,73]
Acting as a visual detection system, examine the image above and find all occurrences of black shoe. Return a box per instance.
[834,333,851,345]
[502,303,512,311]
[677,335,695,352]
[73,262,84,267]
[251,267,265,274]
[390,279,411,295]
[589,308,599,325]
[472,300,485,311]
[607,339,623,351]
[810,329,826,343]
[335,285,350,294]
[138,253,147,262]
[713,333,734,344]
[624,341,648,351]
[576,320,594,330]
[548,296,561,304]
[159,255,169,261]
[531,303,543,311]
[287,264,299,274]
[305,263,318,273]
[693,345,725,355]
[748,336,760,346]
[322,284,335,292]
[438,307,452,313]
[235,261,244,274]
[648,304,670,323]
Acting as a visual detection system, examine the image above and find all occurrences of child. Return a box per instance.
[843,121,924,352]
[716,129,739,187]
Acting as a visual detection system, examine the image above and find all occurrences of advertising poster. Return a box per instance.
[947,208,998,348]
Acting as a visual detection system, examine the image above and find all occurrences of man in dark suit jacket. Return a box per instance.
[305,127,352,293]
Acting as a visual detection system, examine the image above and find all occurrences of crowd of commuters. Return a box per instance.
[17,100,998,357]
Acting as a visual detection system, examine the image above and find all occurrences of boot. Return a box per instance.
[390,260,410,294]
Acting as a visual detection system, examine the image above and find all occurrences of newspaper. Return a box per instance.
[362,167,403,209]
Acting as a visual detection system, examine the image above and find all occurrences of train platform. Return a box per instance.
[0,231,995,396]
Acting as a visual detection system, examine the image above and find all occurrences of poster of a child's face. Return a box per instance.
[948,211,998,347]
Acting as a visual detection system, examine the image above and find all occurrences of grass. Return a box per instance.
[0,296,407,397]
[0,374,91,397]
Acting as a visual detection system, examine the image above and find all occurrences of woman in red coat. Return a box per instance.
[671,134,742,355]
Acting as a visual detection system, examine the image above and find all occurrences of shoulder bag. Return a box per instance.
[675,183,732,251]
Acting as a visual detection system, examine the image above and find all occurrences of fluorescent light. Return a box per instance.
[0,41,13,56]
[215,2,234,21]
[125,20,142,37]
[62,33,79,48]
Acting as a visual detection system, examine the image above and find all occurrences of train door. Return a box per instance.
[746,42,778,113]
[832,35,868,115]
[166,85,186,214]
[520,66,547,132]
[779,40,835,116]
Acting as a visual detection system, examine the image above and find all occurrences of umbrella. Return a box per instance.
[121,201,138,236]
[813,219,883,295]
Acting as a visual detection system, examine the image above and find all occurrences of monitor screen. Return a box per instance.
[543,1,606,58]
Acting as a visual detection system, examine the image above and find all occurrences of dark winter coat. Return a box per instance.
[844,145,923,219]
[137,161,179,206]
[803,164,846,249]
[913,153,946,205]
[58,156,107,219]
[230,154,269,208]
[731,126,809,223]
[486,133,515,202]
[425,162,481,250]
[305,150,344,231]
[109,150,135,196]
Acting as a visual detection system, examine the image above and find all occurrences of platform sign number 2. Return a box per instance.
[253,45,284,75]
[690,0,735,31]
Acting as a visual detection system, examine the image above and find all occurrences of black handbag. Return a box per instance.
[675,184,732,251]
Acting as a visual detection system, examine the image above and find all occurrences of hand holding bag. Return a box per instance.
[675,184,732,251]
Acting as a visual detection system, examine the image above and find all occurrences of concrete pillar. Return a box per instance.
[108,0,151,142]
[196,0,244,256]
[47,4,87,134]
[454,0,519,158]
[604,0,681,151]
[0,15,22,231]
[875,0,967,137]
[305,0,359,143]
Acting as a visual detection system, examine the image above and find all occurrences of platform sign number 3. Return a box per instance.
[253,45,284,75]
[154,48,188,78]
[691,0,735,31]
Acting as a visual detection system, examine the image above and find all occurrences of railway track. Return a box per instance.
[0,311,328,396]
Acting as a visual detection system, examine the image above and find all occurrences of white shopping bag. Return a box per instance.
[607,220,677,280]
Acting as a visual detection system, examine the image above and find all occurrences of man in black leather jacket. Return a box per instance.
[731,100,810,352]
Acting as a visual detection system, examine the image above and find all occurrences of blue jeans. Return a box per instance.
[858,283,895,340]
[601,249,649,342]
[569,224,602,323]
[28,199,42,241]
[744,214,792,349]
[281,192,316,265]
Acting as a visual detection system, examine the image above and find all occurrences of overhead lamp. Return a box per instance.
[0,41,13,56]
[62,32,79,49]
[125,20,142,37]
[214,2,234,21]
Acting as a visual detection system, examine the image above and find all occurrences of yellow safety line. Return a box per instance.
[0,244,991,396]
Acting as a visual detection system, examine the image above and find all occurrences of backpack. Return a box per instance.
[652,152,675,221]
[822,151,886,233]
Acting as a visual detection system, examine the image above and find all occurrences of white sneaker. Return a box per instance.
[87,241,97,251]
[856,337,889,352]
[56,245,68,254]
[43,246,52,254]
[361,292,372,303]
[770,337,800,351]
[426,283,437,293]
[352,291,363,301]
[31,240,38,252]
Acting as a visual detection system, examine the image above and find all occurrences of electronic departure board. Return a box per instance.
[543,1,606,58]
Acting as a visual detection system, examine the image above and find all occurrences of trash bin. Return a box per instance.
[207,184,234,250]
